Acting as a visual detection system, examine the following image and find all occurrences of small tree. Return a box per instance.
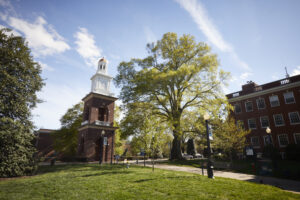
[52,103,83,157]
[0,28,44,177]
[212,116,250,162]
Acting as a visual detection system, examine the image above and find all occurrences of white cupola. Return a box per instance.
[91,57,113,96]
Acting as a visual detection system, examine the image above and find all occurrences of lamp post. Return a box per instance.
[204,112,214,179]
[99,130,105,164]
[266,127,272,145]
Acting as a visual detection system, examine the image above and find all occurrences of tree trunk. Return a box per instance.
[170,135,183,160]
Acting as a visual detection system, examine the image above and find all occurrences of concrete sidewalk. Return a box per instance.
[136,163,300,194]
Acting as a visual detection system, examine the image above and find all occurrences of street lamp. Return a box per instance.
[266,127,272,145]
[204,112,214,179]
[99,130,105,164]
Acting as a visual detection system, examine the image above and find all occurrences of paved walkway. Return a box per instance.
[136,163,300,194]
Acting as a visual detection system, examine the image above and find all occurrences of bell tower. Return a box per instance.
[78,58,118,163]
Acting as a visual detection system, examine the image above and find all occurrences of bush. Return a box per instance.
[285,144,300,161]
[0,118,38,177]
[187,139,196,156]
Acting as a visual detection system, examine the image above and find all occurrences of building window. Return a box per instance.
[269,95,280,107]
[288,112,300,125]
[251,137,260,147]
[248,118,257,129]
[278,134,289,147]
[234,104,242,114]
[263,135,273,145]
[260,116,269,128]
[283,92,295,104]
[245,101,253,112]
[273,114,285,126]
[256,98,266,109]
[294,133,300,144]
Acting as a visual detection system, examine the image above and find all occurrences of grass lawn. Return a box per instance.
[0,164,299,200]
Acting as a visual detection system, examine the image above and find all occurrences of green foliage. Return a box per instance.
[52,103,83,156]
[212,114,250,161]
[113,105,125,156]
[115,32,229,160]
[0,118,38,177]
[0,28,44,177]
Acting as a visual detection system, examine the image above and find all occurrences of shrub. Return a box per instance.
[285,144,300,161]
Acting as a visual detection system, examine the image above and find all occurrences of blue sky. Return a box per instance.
[1,0,300,129]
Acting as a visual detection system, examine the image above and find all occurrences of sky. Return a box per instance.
[1,0,300,129]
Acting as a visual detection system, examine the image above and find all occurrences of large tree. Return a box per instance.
[0,28,44,177]
[115,32,228,160]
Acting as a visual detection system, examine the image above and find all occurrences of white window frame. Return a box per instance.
[283,91,295,104]
[251,136,260,148]
[260,116,269,128]
[288,112,300,125]
[269,95,280,107]
[263,135,273,145]
[278,134,289,147]
[273,114,285,127]
[234,103,242,114]
[245,101,253,112]
[294,133,300,144]
[248,118,257,130]
[256,98,266,110]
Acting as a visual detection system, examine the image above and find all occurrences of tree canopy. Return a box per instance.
[52,103,83,156]
[0,28,44,177]
[115,32,228,159]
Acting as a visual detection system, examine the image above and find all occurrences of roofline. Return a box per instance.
[82,92,118,102]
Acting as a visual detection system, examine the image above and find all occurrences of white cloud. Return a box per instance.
[175,0,250,71]
[144,26,157,43]
[7,16,70,57]
[291,66,300,76]
[74,27,102,68]
[38,61,54,72]
[0,24,21,36]
[240,72,253,80]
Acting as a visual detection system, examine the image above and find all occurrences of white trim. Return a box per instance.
[294,133,300,144]
[273,114,285,127]
[260,116,269,128]
[256,97,266,110]
[288,111,300,125]
[283,91,296,104]
[248,118,257,130]
[269,95,280,107]
[278,134,289,147]
[228,81,300,103]
[234,103,242,114]
[245,101,253,112]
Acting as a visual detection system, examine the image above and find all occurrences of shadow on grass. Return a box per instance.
[81,170,133,177]
[133,175,198,183]
[37,164,127,175]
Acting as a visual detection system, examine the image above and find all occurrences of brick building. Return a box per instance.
[226,74,300,158]
[77,58,118,162]
[35,129,55,158]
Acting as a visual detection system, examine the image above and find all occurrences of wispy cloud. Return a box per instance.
[291,66,300,76]
[144,26,157,43]
[7,16,70,57]
[38,61,54,72]
[175,0,250,71]
[74,27,102,68]
[240,72,253,80]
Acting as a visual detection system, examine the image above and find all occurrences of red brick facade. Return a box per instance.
[226,75,300,157]
[78,92,118,162]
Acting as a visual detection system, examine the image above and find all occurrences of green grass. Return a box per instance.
[0,164,299,200]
